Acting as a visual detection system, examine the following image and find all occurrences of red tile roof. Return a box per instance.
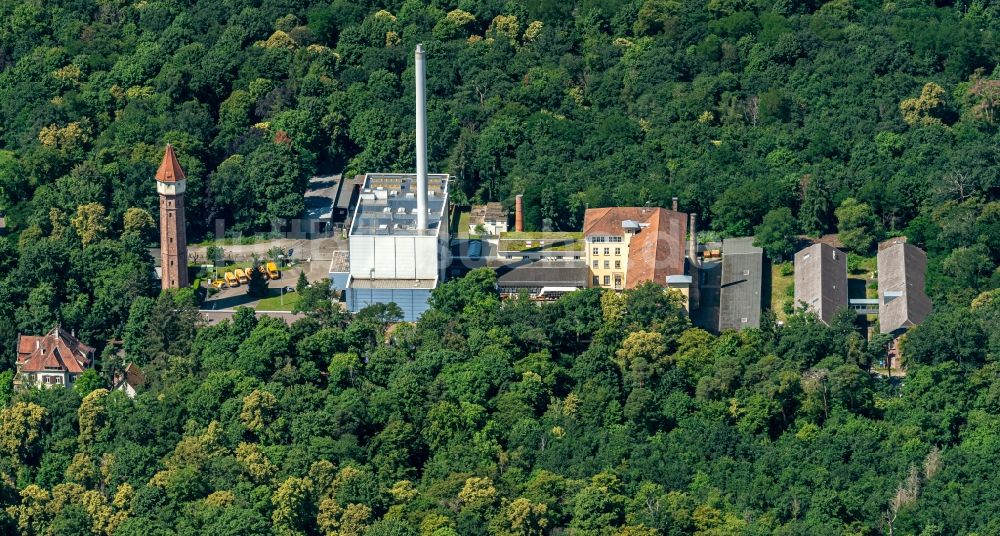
[583,207,687,288]
[17,327,94,374]
[156,144,186,183]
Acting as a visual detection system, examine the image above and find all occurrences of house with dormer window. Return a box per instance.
[15,326,95,389]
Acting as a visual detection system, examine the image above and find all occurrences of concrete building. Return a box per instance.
[303,174,362,234]
[156,144,188,289]
[877,238,932,335]
[15,327,95,389]
[718,237,764,331]
[794,243,848,325]
[582,207,687,290]
[342,44,449,322]
[469,202,508,235]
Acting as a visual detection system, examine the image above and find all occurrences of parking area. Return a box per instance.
[200,263,315,312]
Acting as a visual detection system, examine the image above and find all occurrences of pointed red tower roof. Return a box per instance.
[156,144,186,183]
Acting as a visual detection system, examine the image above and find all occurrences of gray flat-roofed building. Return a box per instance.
[794,243,848,326]
[877,238,932,334]
[491,260,590,299]
[719,237,763,331]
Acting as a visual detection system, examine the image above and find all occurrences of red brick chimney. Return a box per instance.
[514,194,524,232]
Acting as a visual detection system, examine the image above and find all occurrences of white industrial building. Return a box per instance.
[342,45,451,321]
[344,173,451,320]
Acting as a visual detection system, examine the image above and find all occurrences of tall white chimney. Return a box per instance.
[688,213,699,267]
[415,44,428,231]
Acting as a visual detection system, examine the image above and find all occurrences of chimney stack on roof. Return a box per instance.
[672,197,679,212]
[688,213,698,267]
[415,44,428,231]
[515,194,524,232]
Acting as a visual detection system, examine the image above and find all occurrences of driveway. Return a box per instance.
[188,235,347,265]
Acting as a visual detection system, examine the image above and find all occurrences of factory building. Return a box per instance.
[343,45,450,321]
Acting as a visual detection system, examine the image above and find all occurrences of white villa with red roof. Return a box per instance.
[15,326,95,389]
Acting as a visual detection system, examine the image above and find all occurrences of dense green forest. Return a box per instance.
[1,0,1000,534]
[1,274,999,535]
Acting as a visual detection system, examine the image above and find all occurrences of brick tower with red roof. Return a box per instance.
[156,144,188,289]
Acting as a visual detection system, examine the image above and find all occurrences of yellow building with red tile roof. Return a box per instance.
[582,207,687,290]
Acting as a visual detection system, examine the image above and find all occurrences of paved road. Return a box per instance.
[200,309,304,325]
[188,235,347,265]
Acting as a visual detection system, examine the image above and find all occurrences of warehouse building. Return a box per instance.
[492,259,590,299]
[877,238,932,335]
[794,243,848,326]
[718,237,764,331]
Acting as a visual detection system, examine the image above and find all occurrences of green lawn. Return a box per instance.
[848,254,878,299]
[771,262,794,320]
[455,207,471,238]
[498,231,583,252]
[255,290,302,311]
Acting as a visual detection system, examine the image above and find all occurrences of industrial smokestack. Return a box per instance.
[515,194,524,232]
[415,44,428,231]
[672,197,678,212]
[688,213,698,266]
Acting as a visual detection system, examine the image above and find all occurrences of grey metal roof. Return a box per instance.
[347,277,437,289]
[877,238,932,334]
[349,174,449,237]
[490,260,590,288]
[719,237,763,331]
[794,243,848,326]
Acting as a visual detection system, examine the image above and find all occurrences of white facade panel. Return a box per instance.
[373,236,397,278]
[349,236,375,278]
[413,236,438,279]
[395,237,417,279]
